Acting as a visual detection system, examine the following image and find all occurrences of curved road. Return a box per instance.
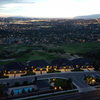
[0,71,100,92]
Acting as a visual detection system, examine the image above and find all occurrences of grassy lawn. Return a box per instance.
[0,42,100,64]
[61,42,100,54]
[15,42,100,62]
[15,50,61,62]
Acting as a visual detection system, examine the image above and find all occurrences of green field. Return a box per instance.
[0,42,100,65]
[62,42,100,54]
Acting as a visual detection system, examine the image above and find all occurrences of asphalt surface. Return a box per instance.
[40,90,100,100]
[0,71,100,92]
[36,71,100,92]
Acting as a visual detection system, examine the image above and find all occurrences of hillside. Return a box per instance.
[74,14,100,19]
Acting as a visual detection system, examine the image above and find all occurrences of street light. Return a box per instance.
[54,87,57,90]
[46,66,49,68]
[14,71,16,78]
[53,78,56,81]
[8,71,10,74]
[46,66,49,72]
[76,65,79,68]
[25,67,27,72]
[31,66,34,69]
[40,68,43,74]
[59,86,63,90]
[91,79,96,85]
[63,67,66,72]
[40,68,43,71]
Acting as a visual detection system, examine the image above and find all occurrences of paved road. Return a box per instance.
[0,71,100,92]
[40,90,100,100]
[36,71,100,92]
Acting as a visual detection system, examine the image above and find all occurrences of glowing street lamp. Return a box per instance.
[4,73,6,76]
[92,79,95,82]
[40,68,43,71]
[14,71,16,78]
[46,66,49,68]
[63,67,66,72]
[76,65,79,68]
[91,79,96,84]
[53,78,56,81]
[59,86,63,90]
[8,71,10,74]
[14,71,16,73]
[54,87,57,90]
[46,66,49,72]
[31,66,34,69]
[54,68,57,71]
[40,68,43,74]
[54,66,57,71]
[81,66,83,69]
[25,67,27,70]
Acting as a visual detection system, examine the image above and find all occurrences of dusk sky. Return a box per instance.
[0,0,100,18]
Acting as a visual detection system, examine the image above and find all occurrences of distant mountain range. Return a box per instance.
[6,16,29,19]
[74,14,100,19]
[0,14,100,19]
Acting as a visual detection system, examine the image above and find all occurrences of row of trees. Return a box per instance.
[50,78,75,90]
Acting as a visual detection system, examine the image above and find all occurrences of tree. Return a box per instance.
[33,77,37,84]
[11,90,14,96]
[6,83,10,87]
[0,84,8,97]
[22,89,26,94]
[93,61,100,70]
[53,78,72,90]
[32,88,34,92]
[28,89,31,93]
[14,82,20,86]
[23,81,28,85]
